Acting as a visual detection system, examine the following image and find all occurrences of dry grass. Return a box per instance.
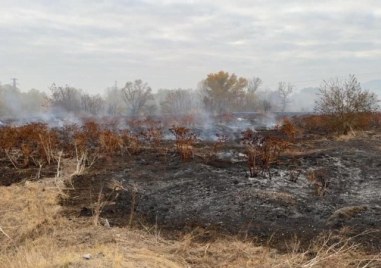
[334,130,381,142]
[256,190,297,205]
[0,179,185,268]
[326,206,369,226]
[335,130,361,141]
[0,178,380,268]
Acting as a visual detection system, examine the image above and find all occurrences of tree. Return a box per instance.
[160,89,197,115]
[248,77,262,94]
[0,85,48,117]
[201,71,247,114]
[104,87,124,116]
[80,94,105,115]
[49,84,82,113]
[262,99,272,113]
[315,74,379,134]
[22,89,48,114]
[245,76,262,111]
[278,81,294,112]
[121,79,154,116]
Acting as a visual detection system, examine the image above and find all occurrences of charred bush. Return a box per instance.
[241,129,289,179]
[169,126,198,161]
[307,168,330,197]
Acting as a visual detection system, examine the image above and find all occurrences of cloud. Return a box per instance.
[0,0,380,92]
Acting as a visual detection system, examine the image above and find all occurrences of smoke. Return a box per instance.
[0,83,285,141]
[288,87,319,112]
[0,85,47,121]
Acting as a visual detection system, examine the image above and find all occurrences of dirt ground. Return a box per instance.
[60,130,381,253]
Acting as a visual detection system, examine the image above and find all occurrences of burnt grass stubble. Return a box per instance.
[1,117,380,252]
[59,129,381,252]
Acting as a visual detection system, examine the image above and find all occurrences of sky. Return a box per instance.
[1,0,381,94]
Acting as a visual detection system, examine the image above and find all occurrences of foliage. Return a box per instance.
[294,112,381,135]
[201,71,248,114]
[169,126,198,161]
[99,130,123,154]
[212,133,228,156]
[293,115,333,134]
[244,77,262,111]
[128,118,164,151]
[241,129,289,178]
[0,123,59,168]
[279,117,298,141]
[315,75,379,134]
[120,130,141,155]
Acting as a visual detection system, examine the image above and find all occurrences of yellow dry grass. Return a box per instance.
[256,190,297,205]
[334,130,381,142]
[335,131,358,141]
[0,178,380,268]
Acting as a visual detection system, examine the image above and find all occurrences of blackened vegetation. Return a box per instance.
[63,133,381,251]
[0,114,381,252]
[241,128,290,179]
[169,126,198,161]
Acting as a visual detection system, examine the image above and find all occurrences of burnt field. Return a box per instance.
[1,113,381,252]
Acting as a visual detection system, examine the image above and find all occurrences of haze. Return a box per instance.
[1,0,381,93]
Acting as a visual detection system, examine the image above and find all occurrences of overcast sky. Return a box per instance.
[1,0,381,93]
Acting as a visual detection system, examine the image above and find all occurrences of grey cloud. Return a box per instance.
[0,0,380,92]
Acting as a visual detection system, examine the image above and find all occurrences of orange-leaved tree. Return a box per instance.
[201,71,247,114]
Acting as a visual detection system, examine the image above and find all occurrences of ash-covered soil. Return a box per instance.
[0,159,58,186]
[62,131,381,251]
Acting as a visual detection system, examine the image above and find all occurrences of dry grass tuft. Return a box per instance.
[0,181,61,248]
[256,190,297,205]
[335,131,358,141]
[326,206,368,226]
[0,180,185,268]
[299,232,381,268]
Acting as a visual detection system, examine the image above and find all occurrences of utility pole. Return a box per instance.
[11,78,18,88]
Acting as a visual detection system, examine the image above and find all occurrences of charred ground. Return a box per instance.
[1,114,381,253]
[63,131,381,252]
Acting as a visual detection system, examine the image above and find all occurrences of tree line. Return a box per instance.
[0,71,378,120]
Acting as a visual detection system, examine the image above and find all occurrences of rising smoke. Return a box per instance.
[0,80,314,140]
